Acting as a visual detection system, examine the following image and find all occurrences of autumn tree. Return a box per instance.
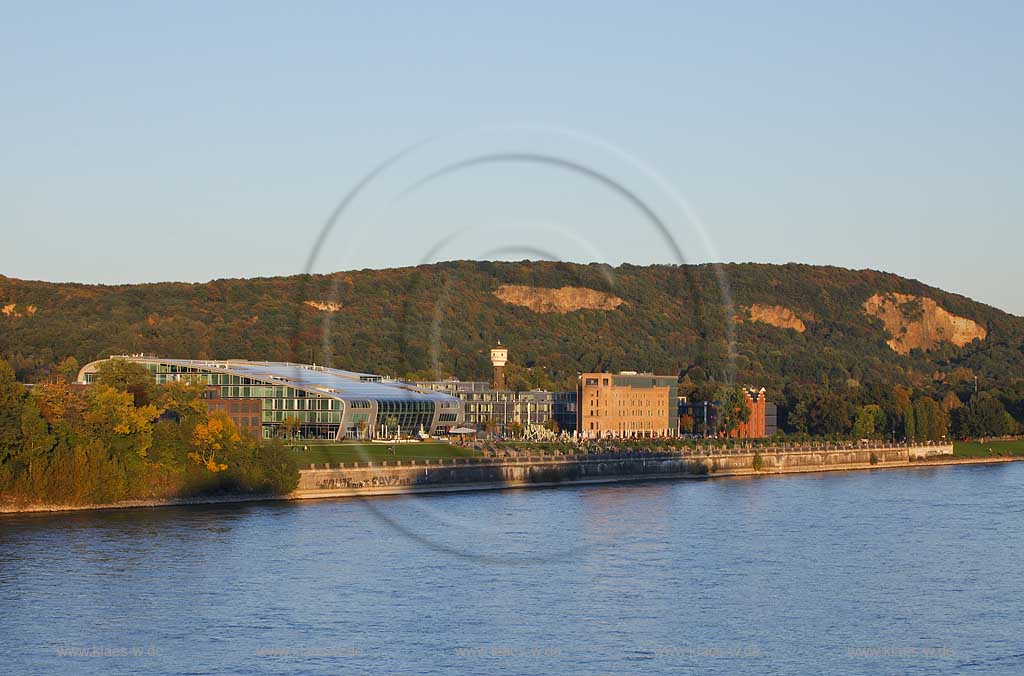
[893,385,915,440]
[32,379,87,426]
[279,415,301,440]
[84,385,161,460]
[190,411,241,472]
[679,413,694,435]
[941,391,963,414]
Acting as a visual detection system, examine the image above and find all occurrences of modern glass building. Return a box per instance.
[415,379,578,435]
[78,356,463,441]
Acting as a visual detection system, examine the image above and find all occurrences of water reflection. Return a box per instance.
[0,463,1022,676]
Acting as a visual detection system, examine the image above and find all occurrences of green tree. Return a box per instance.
[954,393,1012,437]
[56,356,80,383]
[154,379,208,425]
[913,397,948,442]
[94,359,155,407]
[852,405,883,439]
[253,439,300,494]
[716,385,752,437]
[815,393,854,436]
[6,397,57,492]
[0,358,26,462]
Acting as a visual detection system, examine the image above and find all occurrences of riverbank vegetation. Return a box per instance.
[0,359,298,508]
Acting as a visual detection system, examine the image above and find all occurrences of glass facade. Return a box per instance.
[81,358,462,441]
[141,362,344,435]
[415,380,578,435]
[375,399,436,436]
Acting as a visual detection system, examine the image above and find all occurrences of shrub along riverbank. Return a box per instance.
[0,359,299,508]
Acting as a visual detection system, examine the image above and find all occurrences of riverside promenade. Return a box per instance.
[293,442,963,499]
[7,442,1016,514]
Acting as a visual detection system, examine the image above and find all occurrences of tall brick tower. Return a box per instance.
[490,342,508,390]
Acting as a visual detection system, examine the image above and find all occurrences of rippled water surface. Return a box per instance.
[2,463,1023,675]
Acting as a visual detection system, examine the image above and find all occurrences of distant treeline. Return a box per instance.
[2,261,1023,438]
[0,358,298,507]
[687,381,1016,441]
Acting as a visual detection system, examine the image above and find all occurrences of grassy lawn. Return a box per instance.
[953,439,1024,458]
[287,442,480,465]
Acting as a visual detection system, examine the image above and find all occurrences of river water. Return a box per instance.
[2,462,1023,675]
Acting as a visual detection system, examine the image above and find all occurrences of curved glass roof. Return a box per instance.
[105,358,460,404]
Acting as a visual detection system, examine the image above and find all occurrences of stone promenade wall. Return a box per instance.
[293,444,954,499]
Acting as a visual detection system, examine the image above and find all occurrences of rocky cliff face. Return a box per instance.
[493,284,626,313]
[863,292,988,354]
[743,304,809,333]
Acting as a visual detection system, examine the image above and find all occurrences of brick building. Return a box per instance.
[578,371,678,439]
[733,387,767,438]
[679,387,777,438]
[201,386,263,439]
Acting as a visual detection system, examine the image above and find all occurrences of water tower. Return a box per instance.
[490,341,508,390]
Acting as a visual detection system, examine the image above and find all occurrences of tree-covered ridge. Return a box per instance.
[1,261,1022,436]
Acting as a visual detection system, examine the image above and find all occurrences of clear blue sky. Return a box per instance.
[3,2,1022,314]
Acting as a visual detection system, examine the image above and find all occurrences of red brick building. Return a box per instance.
[732,387,768,439]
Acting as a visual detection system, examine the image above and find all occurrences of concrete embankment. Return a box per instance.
[292,443,969,499]
[5,444,1016,513]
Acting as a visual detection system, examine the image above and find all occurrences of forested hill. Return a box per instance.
[2,261,1023,406]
